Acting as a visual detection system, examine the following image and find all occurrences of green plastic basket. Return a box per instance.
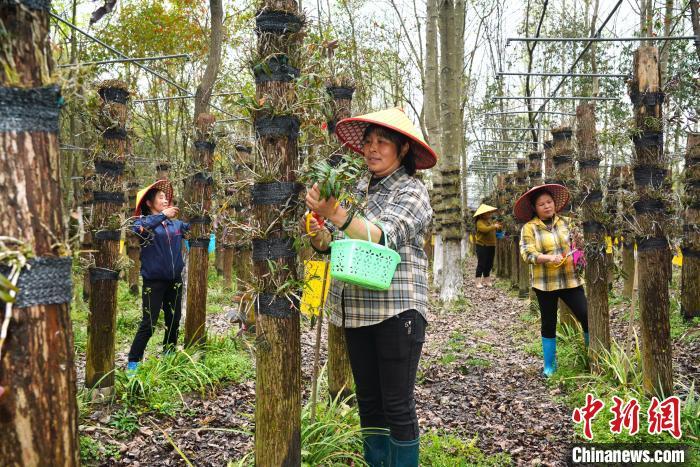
[329,218,401,291]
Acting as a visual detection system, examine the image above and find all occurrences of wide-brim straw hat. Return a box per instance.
[334,107,438,170]
[513,184,570,223]
[473,203,498,218]
[134,179,174,216]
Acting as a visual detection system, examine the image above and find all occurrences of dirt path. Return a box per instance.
[89,258,588,466]
[415,257,573,466]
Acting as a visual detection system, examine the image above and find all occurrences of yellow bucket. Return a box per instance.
[300,260,331,317]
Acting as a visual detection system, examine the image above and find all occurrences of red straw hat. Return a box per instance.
[513,184,570,223]
[134,179,174,216]
[334,107,438,170]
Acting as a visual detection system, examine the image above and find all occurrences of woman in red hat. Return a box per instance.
[127,180,189,372]
[302,108,434,466]
[515,184,588,378]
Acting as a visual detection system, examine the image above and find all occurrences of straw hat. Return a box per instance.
[334,107,438,170]
[513,184,569,223]
[473,203,498,218]
[134,179,174,216]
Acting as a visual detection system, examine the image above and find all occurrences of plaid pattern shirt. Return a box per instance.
[519,215,584,292]
[327,166,432,328]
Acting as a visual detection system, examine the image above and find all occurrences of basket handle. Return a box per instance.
[362,217,388,247]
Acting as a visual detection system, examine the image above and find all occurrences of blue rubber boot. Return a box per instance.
[584,332,590,347]
[363,433,390,467]
[389,437,419,467]
[542,337,557,377]
[126,361,140,377]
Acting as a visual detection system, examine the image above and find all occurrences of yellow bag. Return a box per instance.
[300,260,331,317]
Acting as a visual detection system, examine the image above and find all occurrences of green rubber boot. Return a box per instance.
[389,437,419,467]
[363,433,390,466]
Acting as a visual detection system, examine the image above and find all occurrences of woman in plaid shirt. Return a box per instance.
[303,108,434,467]
[515,184,589,378]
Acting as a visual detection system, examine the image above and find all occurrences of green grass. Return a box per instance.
[420,431,512,466]
[109,334,253,415]
[80,436,121,464]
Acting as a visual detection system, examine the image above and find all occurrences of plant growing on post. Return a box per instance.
[681,133,700,319]
[515,159,530,298]
[575,102,610,371]
[628,45,674,397]
[183,113,217,347]
[251,1,306,464]
[323,76,357,402]
[86,79,131,394]
[0,0,79,463]
[547,126,579,330]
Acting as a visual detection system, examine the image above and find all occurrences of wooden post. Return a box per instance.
[126,179,141,295]
[183,114,216,347]
[326,80,354,401]
[222,177,237,291]
[526,151,543,314]
[232,143,253,310]
[629,46,673,397]
[0,1,79,463]
[509,172,520,290]
[548,127,578,330]
[681,133,700,319]
[576,103,610,369]
[253,2,303,463]
[81,169,95,302]
[85,80,130,392]
[516,159,530,298]
[617,165,636,298]
[606,165,623,288]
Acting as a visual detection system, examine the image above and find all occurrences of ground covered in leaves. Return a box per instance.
[75,256,699,466]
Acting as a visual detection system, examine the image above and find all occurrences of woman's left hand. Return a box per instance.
[305,183,340,219]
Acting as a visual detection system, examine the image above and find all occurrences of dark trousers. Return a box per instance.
[344,309,426,441]
[128,279,182,362]
[475,244,496,277]
[534,286,589,338]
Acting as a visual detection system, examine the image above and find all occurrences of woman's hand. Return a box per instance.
[299,213,325,237]
[549,254,564,264]
[305,183,339,219]
[162,206,179,219]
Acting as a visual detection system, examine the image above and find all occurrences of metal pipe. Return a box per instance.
[133,92,242,103]
[497,71,627,78]
[483,127,542,131]
[58,53,190,68]
[476,140,539,145]
[526,1,623,121]
[48,13,235,118]
[507,35,696,44]
[492,96,618,101]
[483,111,575,116]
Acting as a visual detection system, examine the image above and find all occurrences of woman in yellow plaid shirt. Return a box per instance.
[515,184,589,377]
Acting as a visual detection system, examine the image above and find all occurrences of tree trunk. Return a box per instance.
[0,1,79,464]
[85,80,130,391]
[630,46,673,397]
[681,133,700,319]
[576,103,610,370]
[193,0,224,118]
[326,81,354,401]
[548,127,578,330]
[436,0,465,301]
[184,114,216,347]
[253,1,303,464]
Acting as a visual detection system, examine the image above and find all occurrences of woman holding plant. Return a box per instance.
[302,108,435,466]
[127,180,189,372]
[515,184,589,378]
